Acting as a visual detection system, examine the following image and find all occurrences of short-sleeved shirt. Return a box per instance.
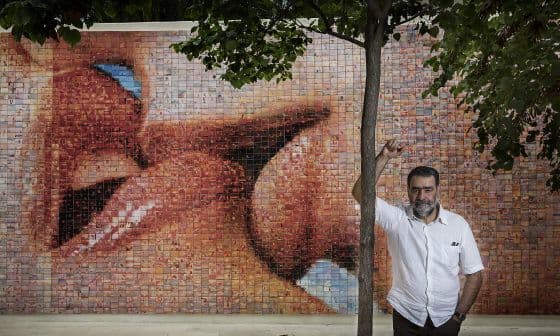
[375,197,484,327]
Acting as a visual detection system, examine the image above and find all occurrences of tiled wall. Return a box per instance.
[0,24,558,314]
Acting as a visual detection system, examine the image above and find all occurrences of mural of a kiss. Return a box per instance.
[8,27,560,316]
[42,64,349,312]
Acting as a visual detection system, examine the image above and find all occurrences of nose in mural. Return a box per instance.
[250,113,361,281]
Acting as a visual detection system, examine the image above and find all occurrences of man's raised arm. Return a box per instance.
[352,140,405,204]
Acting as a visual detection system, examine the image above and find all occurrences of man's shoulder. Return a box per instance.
[377,197,408,215]
[440,208,469,227]
[395,201,409,211]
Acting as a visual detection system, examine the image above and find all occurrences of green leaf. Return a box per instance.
[223,39,238,51]
[428,26,439,37]
[104,3,118,18]
[1,2,31,26]
[419,23,428,35]
[58,26,81,46]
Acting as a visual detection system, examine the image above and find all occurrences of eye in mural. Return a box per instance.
[56,64,144,246]
[36,57,359,313]
[50,63,146,248]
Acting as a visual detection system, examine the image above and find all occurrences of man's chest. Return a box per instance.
[394,222,462,270]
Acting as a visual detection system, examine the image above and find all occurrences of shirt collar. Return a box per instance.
[405,203,448,225]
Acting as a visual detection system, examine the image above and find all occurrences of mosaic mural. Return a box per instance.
[0,24,558,314]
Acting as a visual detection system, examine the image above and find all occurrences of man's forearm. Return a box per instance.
[351,153,391,204]
[457,270,483,315]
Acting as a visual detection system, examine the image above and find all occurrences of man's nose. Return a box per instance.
[419,190,432,201]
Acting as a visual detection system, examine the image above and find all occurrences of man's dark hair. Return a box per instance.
[407,166,440,188]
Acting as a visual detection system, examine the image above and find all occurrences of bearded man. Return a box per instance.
[353,140,484,336]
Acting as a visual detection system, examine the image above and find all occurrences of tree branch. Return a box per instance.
[479,0,504,19]
[392,12,423,27]
[301,0,368,48]
[295,20,365,48]
[381,0,393,16]
[303,0,334,30]
[269,0,294,30]
[367,0,382,18]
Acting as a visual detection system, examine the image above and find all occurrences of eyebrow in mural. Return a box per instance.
[45,62,331,253]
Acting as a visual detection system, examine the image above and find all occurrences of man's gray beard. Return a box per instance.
[413,200,438,218]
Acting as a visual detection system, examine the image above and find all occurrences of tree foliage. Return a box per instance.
[169,0,430,88]
[426,0,560,190]
[0,0,191,45]
[0,0,433,87]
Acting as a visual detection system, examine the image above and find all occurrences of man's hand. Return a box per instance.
[381,139,406,159]
[352,139,406,204]
[455,270,483,321]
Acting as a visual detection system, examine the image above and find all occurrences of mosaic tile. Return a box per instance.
[0,25,558,315]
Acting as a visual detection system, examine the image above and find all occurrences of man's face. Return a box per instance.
[408,175,439,218]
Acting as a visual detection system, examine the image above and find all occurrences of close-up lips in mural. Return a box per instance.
[22,43,361,313]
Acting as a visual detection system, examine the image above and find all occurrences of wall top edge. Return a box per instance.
[0,21,198,33]
[0,18,421,34]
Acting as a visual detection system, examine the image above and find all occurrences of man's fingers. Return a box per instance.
[383,140,407,156]
[382,140,407,156]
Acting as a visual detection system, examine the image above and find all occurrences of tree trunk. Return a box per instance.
[357,3,387,336]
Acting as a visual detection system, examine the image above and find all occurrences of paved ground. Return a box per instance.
[1,314,559,336]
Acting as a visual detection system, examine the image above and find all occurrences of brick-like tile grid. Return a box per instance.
[0,25,558,314]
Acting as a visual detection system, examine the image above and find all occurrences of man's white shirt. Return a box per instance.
[375,197,484,327]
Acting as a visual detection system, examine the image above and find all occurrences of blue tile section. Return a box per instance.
[93,64,142,99]
[297,259,359,314]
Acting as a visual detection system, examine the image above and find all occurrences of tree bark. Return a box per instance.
[357,1,389,335]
